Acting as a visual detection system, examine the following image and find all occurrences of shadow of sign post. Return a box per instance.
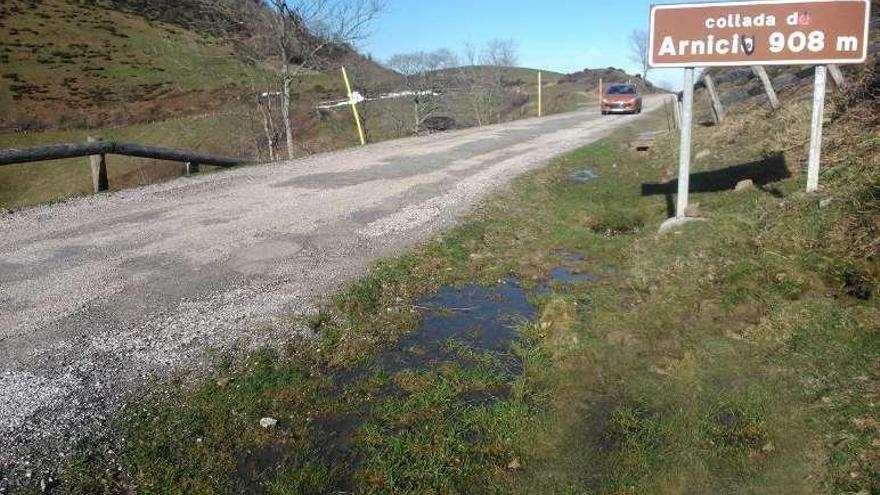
[647,0,871,231]
[641,153,790,217]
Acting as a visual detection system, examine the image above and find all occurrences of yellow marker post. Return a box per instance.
[537,71,543,117]
[341,66,366,146]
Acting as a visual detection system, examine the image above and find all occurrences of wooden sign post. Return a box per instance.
[649,0,870,230]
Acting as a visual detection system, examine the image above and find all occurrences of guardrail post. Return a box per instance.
[87,136,108,193]
[186,162,199,175]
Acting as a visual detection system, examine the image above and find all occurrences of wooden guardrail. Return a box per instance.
[0,139,245,193]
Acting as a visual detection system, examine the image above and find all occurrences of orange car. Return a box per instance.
[601,84,642,115]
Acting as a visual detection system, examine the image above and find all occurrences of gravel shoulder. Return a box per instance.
[0,99,665,484]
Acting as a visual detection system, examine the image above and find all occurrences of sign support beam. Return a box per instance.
[751,65,780,110]
[702,73,725,125]
[807,65,827,193]
[827,64,846,89]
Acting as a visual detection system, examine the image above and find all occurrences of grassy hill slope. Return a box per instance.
[0,0,264,131]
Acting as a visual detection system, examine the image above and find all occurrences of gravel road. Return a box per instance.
[0,97,664,485]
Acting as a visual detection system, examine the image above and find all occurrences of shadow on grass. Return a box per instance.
[641,152,790,217]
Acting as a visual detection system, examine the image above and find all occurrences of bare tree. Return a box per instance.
[482,39,518,67]
[238,0,384,159]
[456,39,519,126]
[629,29,649,80]
[387,49,458,132]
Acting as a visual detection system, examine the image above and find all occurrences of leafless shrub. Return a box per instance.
[386,49,458,133]
[629,29,649,80]
[457,39,520,126]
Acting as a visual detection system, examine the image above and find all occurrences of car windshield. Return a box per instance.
[607,85,636,95]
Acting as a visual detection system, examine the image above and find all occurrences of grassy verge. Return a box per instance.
[51,71,879,494]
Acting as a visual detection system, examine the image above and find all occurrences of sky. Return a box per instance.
[361,0,687,89]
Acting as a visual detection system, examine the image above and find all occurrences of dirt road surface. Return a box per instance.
[0,96,666,480]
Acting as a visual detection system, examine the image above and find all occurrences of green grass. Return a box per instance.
[36,66,880,494]
[0,0,261,121]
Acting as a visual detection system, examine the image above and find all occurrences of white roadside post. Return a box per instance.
[806,65,827,193]
[659,68,700,233]
[538,71,543,117]
[676,68,695,218]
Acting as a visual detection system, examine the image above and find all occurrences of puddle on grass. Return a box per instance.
[235,443,288,492]
[330,277,536,388]
[238,278,538,488]
[380,277,535,373]
[540,252,600,290]
[458,386,512,407]
[569,169,599,182]
[549,266,598,283]
[238,270,596,489]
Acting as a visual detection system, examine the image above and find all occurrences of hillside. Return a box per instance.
[0,0,258,131]
[558,66,662,93]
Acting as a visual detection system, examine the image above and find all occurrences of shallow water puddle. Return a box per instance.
[543,252,599,287]
[384,278,535,370]
[569,169,599,182]
[549,266,598,283]
[238,273,589,487]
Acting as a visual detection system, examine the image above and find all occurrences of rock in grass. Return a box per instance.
[735,179,755,192]
[507,458,523,471]
[259,417,278,429]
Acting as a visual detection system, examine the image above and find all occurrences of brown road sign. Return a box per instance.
[649,0,871,67]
